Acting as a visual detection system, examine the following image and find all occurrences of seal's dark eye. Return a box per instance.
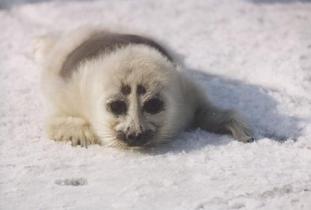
[143,98,164,114]
[108,100,127,115]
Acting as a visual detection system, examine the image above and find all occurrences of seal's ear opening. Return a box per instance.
[193,103,254,143]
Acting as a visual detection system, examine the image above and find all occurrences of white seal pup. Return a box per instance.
[35,27,253,148]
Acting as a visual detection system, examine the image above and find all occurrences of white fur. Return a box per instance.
[36,27,253,148]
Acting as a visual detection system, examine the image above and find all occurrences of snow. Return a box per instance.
[1,0,311,209]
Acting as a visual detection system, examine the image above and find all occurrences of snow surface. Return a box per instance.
[1,0,311,209]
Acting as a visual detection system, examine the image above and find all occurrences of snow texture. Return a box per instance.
[1,0,311,209]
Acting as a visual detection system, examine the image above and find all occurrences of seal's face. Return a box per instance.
[105,83,166,147]
[88,46,183,147]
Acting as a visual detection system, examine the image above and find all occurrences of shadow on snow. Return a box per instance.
[143,68,305,155]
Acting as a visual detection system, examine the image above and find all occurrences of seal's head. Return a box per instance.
[86,45,186,147]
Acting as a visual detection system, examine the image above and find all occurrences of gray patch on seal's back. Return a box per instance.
[60,31,173,79]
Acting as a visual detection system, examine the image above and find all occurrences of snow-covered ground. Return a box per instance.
[1,0,311,209]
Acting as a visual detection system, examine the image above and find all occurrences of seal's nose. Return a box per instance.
[127,132,143,142]
[117,130,153,146]
[125,131,148,146]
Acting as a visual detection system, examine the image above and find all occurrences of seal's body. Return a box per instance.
[36,28,253,148]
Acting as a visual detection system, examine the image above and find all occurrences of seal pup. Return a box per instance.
[35,27,253,148]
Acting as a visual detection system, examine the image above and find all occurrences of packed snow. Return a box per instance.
[1,0,311,209]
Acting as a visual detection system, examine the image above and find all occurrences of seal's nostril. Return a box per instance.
[116,131,126,141]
